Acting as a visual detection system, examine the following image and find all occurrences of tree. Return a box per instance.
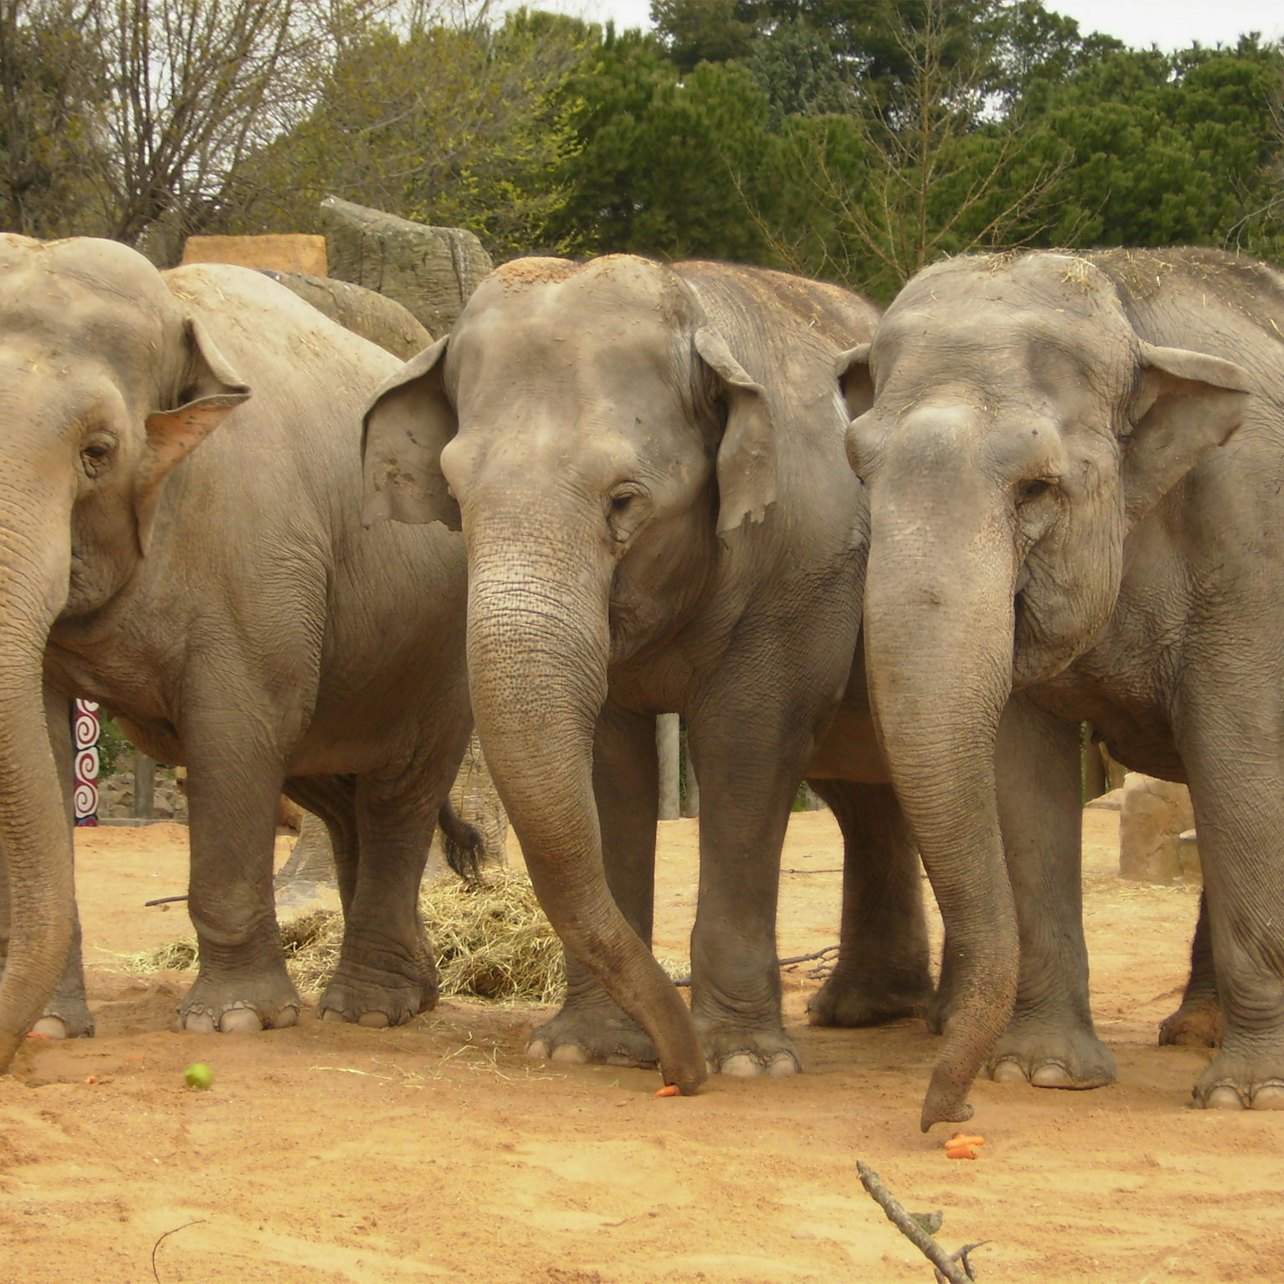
[1011,38,1284,256]
[744,0,1070,301]
[549,27,777,261]
[237,7,592,259]
[0,1,105,237]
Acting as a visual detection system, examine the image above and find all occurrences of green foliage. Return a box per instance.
[549,29,779,262]
[97,718,132,777]
[1,0,1280,294]
[236,9,593,259]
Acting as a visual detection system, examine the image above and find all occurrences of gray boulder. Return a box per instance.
[319,196,493,336]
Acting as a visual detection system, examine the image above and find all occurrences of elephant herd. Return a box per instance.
[1,233,1282,1133]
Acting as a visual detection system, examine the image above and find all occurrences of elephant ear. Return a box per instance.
[136,316,250,554]
[835,343,874,419]
[361,336,461,530]
[1122,341,1252,524]
[694,326,776,536]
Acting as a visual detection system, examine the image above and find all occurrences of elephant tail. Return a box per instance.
[438,802,486,887]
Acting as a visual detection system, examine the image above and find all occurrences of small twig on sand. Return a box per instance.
[151,1218,208,1282]
[144,894,188,907]
[779,945,839,967]
[857,1160,986,1283]
[781,867,843,874]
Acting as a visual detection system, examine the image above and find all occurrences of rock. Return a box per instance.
[1119,773,1200,884]
[319,196,492,336]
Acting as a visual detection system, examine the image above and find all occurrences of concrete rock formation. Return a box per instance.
[319,196,493,336]
[1119,773,1200,884]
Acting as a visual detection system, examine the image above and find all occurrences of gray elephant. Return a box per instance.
[361,253,1092,1126]
[0,235,473,1072]
[844,246,1282,1114]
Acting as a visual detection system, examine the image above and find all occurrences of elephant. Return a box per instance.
[843,245,1284,1113]
[0,234,473,1073]
[361,252,1099,1126]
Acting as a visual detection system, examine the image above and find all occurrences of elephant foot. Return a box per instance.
[317,970,435,1028]
[694,1013,800,1078]
[316,927,439,1028]
[1194,1051,1284,1110]
[179,970,301,1034]
[1159,996,1222,1048]
[30,996,96,1040]
[806,967,931,1029]
[526,999,659,1069]
[986,1014,1116,1090]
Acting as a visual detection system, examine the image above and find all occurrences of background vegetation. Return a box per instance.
[1,0,1281,302]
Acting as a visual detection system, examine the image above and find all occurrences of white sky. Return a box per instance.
[503,0,1284,52]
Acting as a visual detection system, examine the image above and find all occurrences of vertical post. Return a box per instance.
[133,750,155,820]
[71,699,100,827]
[656,713,680,821]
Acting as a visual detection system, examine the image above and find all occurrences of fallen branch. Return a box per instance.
[856,1160,986,1283]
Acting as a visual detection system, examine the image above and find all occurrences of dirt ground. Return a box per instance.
[3,806,1283,1283]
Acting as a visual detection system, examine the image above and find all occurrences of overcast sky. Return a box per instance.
[504,0,1284,51]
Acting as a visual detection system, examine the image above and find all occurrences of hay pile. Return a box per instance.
[129,869,566,1004]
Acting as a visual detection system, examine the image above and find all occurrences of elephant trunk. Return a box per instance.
[862,495,1019,1130]
[0,474,74,1072]
[465,509,706,1093]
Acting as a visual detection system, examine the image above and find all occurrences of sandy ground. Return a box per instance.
[3,806,1283,1283]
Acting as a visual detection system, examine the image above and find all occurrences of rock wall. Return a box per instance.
[181,234,328,277]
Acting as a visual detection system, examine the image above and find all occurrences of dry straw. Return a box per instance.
[125,869,685,1005]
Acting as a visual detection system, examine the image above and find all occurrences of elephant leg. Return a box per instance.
[986,695,1115,1090]
[317,742,465,1029]
[685,687,828,1078]
[0,689,94,1039]
[1159,891,1221,1047]
[1178,684,1284,1110]
[179,721,299,1035]
[804,779,931,1028]
[526,701,661,1068]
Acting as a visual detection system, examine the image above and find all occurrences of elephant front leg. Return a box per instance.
[1159,891,1222,1047]
[986,696,1116,1090]
[684,701,817,1078]
[180,737,299,1034]
[804,780,931,1028]
[526,702,662,1069]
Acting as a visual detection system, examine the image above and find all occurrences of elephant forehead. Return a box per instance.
[874,291,1137,412]
[0,239,173,370]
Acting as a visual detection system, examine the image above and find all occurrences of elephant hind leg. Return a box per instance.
[1159,891,1222,1047]
[804,779,932,1029]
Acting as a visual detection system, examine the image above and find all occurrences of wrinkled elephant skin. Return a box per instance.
[849,246,1284,1113]
[362,254,1052,1125]
[0,235,471,1069]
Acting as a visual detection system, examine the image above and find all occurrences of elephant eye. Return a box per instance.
[1017,478,1054,506]
[606,483,649,542]
[80,436,116,479]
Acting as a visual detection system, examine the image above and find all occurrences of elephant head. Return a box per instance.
[0,235,248,1070]
[362,255,786,1094]
[837,251,1249,1125]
